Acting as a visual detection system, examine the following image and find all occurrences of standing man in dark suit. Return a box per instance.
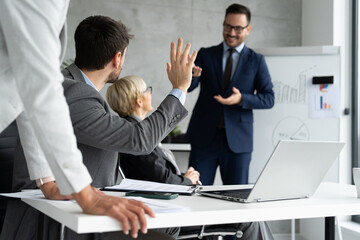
[187,4,274,187]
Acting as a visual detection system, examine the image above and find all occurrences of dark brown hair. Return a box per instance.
[225,4,251,23]
[74,15,133,70]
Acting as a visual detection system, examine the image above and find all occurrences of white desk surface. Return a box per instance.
[22,183,360,234]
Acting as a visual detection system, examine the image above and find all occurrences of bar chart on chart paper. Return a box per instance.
[317,94,333,111]
[310,80,339,118]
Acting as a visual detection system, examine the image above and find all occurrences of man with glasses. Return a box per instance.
[187,3,274,198]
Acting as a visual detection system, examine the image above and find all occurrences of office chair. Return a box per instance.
[0,121,18,234]
[177,224,243,239]
[117,160,243,240]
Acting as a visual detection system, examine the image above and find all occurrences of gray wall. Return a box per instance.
[65,0,302,133]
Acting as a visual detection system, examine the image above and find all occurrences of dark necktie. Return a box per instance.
[224,48,235,90]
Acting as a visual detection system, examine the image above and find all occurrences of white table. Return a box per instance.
[22,183,360,239]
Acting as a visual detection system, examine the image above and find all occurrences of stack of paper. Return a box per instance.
[0,189,190,213]
[0,189,45,199]
[125,196,190,213]
[104,179,200,195]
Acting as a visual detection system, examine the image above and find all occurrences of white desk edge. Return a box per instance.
[22,182,360,234]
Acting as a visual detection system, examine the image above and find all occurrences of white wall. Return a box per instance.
[301,0,354,239]
[333,0,352,186]
[301,0,352,191]
[302,0,333,46]
[302,0,353,184]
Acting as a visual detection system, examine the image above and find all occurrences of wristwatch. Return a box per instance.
[35,176,56,188]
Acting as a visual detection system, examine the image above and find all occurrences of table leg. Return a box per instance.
[60,224,65,240]
[325,217,335,240]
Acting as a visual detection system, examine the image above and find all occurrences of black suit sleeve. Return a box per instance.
[119,147,193,186]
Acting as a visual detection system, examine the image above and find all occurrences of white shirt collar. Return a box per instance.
[223,42,245,54]
[79,70,98,91]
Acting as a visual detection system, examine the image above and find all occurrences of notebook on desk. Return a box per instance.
[199,140,345,203]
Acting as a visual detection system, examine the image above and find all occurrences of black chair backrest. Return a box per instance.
[0,121,18,233]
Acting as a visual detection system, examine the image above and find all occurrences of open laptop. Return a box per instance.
[199,140,345,203]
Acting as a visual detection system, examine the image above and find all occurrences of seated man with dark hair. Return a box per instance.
[106,75,275,240]
[1,15,196,240]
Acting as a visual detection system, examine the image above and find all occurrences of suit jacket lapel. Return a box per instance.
[66,63,86,84]
[225,45,249,95]
[158,146,181,175]
[213,43,224,93]
[64,63,110,112]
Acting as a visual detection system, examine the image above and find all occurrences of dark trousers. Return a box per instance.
[189,128,251,185]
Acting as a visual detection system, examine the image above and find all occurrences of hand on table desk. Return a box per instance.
[184,166,200,184]
[40,181,73,200]
[73,185,155,238]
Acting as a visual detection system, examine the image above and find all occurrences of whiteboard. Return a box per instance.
[250,46,341,183]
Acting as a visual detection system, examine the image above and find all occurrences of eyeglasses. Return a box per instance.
[223,23,249,34]
[144,86,152,94]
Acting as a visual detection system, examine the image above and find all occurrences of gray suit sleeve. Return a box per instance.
[65,81,188,155]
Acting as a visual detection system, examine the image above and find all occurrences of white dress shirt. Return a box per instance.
[0,0,91,195]
[222,42,245,80]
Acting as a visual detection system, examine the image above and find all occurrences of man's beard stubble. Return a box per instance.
[106,68,121,84]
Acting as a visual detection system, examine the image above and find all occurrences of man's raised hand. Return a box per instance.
[167,38,197,93]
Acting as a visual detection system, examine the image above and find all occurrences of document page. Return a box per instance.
[104,179,196,195]
[0,189,45,199]
[126,196,190,213]
[2,189,190,213]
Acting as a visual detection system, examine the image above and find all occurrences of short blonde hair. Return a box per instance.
[106,75,147,117]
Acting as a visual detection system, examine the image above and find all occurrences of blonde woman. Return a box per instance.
[107,75,200,185]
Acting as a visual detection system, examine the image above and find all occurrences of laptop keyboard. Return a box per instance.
[213,189,251,199]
